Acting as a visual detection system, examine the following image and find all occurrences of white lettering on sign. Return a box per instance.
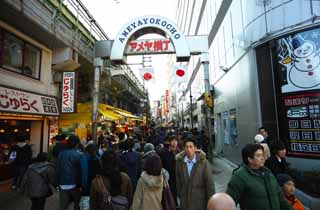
[110,15,190,62]
[118,17,181,44]
[0,86,59,116]
[126,39,174,55]
[62,72,76,113]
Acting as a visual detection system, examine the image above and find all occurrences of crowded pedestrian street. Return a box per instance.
[1,0,320,210]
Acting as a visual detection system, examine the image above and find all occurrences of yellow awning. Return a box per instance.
[98,104,121,121]
[59,103,122,126]
[114,109,139,119]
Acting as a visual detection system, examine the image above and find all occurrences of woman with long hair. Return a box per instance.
[90,150,133,210]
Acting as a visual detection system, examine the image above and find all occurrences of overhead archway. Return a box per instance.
[110,15,190,63]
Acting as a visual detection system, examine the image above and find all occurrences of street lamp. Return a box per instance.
[190,88,193,129]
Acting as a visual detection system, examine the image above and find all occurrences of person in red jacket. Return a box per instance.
[277,174,305,210]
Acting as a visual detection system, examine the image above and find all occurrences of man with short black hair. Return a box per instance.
[259,126,273,147]
[265,141,290,176]
[176,135,215,210]
[160,135,180,203]
[226,144,292,210]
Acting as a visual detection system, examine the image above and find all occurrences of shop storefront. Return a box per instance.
[0,85,59,181]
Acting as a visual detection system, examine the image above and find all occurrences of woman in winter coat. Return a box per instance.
[131,154,164,210]
[90,150,133,210]
[20,152,56,210]
[254,134,271,160]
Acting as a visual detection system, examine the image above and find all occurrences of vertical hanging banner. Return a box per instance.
[62,72,76,113]
[165,90,169,115]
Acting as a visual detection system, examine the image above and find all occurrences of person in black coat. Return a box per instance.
[119,140,141,190]
[265,141,290,176]
[159,135,180,204]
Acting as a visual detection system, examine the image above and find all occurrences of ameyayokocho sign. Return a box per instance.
[110,15,190,62]
[0,86,59,116]
[126,39,174,55]
[62,72,76,113]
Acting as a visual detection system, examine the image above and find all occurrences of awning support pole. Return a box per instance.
[201,53,213,162]
[92,58,103,144]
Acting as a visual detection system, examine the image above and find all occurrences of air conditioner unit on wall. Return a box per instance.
[52,47,80,71]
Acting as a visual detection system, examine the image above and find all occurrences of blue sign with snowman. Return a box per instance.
[277,28,320,93]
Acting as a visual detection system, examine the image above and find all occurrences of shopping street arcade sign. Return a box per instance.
[95,15,209,63]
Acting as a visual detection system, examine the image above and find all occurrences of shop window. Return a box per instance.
[0,120,31,180]
[0,28,41,79]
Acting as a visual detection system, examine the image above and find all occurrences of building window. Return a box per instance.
[0,28,41,79]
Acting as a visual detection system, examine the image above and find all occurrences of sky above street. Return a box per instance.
[80,0,178,102]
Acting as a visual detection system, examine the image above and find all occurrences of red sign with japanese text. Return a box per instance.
[125,39,175,55]
[62,72,76,113]
[0,86,59,116]
[165,90,169,115]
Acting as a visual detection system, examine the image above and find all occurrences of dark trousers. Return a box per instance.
[13,164,28,187]
[59,188,81,210]
[30,197,46,210]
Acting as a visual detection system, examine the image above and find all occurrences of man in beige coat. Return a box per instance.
[176,135,215,210]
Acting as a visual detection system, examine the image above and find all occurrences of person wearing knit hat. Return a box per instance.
[277,174,305,210]
[254,134,271,160]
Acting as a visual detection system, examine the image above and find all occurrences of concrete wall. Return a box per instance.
[214,50,261,164]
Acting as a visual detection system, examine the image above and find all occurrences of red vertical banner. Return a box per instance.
[165,90,169,115]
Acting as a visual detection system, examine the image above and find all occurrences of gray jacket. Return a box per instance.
[21,162,56,198]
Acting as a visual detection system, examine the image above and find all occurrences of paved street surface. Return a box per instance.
[0,157,235,210]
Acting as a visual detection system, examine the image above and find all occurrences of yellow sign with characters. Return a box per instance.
[204,93,213,108]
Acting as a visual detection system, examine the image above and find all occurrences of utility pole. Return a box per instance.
[181,101,184,128]
[190,88,193,129]
[201,53,213,162]
[92,58,103,144]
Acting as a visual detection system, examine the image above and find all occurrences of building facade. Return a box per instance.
[175,0,320,170]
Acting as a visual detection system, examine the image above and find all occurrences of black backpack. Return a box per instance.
[14,144,32,165]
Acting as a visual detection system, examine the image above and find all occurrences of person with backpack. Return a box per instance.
[90,150,133,210]
[56,135,82,210]
[10,138,32,190]
[131,154,165,210]
[20,152,56,210]
[79,142,100,210]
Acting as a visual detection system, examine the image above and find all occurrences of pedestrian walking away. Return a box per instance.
[20,152,56,210]
[90,151,133,210]
[56,135,82,210]
[131,154,164,210]
[176,135,215,210]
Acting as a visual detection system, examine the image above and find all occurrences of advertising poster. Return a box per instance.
[222,111,230,145]
[229,109,238,146]
[276,27,320,93]
[275,27,320,157]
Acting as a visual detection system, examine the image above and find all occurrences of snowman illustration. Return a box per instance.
[280,36,320,93]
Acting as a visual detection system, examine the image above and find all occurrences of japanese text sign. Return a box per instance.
[0,86,59,116]
[125,39,175,55]
[62,72,76,113]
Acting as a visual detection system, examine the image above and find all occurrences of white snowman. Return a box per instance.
[281,36,320,93]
